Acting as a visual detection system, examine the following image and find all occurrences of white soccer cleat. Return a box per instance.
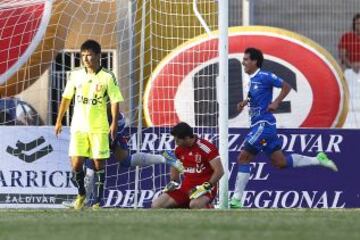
[162,150,184,173]
[62,200,75,208]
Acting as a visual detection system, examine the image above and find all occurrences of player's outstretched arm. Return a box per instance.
[54,98,71,137]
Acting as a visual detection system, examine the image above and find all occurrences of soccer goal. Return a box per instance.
[0,0,228,209]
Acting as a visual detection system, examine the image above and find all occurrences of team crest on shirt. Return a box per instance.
[95,84,102,92]
[260,139,267,146]
[194,153,202,163]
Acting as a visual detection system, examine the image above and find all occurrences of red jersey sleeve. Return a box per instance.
[207,143,219,162]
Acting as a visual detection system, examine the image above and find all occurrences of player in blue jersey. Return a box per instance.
[229,48,338,208]
[62,112,184,208]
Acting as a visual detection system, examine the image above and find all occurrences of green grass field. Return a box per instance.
[1,209,360,240]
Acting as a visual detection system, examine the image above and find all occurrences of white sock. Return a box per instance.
[130,152,166,167]
[233,164,251,200]
[289,154,319,168]
[84,168,95,201]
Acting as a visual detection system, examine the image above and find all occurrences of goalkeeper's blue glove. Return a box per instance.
[189,182,212,199]
[163,181,180,193]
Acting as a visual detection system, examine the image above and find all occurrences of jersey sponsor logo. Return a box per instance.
[183,163,206,174]
[76,94,103,105]
[144,26,348,128]
[195,163,205,173]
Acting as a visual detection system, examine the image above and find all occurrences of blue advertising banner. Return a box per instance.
[0,127,358,208]
[104,128,360,209]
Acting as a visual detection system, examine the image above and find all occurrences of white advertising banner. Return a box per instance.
[0,126,76,208]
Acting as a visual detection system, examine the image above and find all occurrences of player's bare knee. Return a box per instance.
[238,151,252,164]
[271,158,286,169]
[93,160,105,171]
[151,197,165,208]
[72,163,83,172]
[189,201,201,209]
[151,194,169,208]
[115,148,128,162]
[151,200,160,208]
[189,199,207,209]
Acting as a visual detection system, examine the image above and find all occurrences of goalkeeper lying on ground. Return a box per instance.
[62,113,184,208]
[151,122,224,209]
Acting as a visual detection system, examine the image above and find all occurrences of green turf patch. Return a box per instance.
[0,209,359,240]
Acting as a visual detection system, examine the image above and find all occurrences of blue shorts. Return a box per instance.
[243,122,282,156]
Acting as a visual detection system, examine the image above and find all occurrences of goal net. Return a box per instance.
[0,0,222,208]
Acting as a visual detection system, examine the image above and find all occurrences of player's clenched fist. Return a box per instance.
[237,99,249,113]
[54,122,62,137]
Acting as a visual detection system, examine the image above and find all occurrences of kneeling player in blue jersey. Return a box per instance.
[62,112,183,208]
[230,48,338,208]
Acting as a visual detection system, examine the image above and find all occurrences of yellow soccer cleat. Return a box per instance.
[73,195,86,210]
[92,203,101,210]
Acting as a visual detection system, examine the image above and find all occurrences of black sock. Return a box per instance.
[72,170,86,196]
[94,169,105,203]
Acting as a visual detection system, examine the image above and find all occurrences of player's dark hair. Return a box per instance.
[80,39,101,55]
[245,47,263,68]
[352,13,360,31]
[171,122,194,139]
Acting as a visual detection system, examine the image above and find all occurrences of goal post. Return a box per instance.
[193,0,229,209]
[0,0,229,208]
[217,0,229,209]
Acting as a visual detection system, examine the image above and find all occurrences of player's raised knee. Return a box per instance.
[151,199,162,208]
[271,157,287,169]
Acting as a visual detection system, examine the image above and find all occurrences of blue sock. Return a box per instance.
[238,164,251,173]
[285,155,294,168]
